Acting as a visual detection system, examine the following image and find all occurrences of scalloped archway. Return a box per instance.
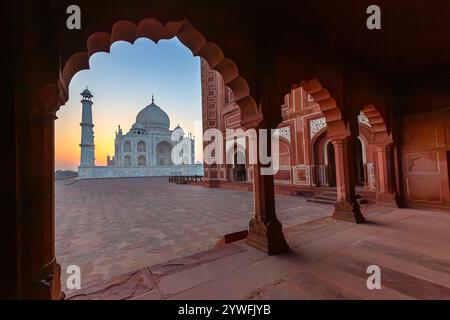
[58,18,258,123]
[298,79,348,138]
[360,104,391,144]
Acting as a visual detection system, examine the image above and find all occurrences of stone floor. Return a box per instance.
[56,177,331,290]
[66,205,450,300]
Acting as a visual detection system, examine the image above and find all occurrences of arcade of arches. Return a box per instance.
[6,0,450,299]
[202,63,401,213]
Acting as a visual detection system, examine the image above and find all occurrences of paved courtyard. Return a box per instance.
[67,206,450,300]
[56,177,332,290]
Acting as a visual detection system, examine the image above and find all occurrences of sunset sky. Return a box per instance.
[55,37,203,171]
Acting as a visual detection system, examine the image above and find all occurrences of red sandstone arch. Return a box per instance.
[58,19,258,121]
[277,137,292,166]
[296,79,348,138]
[311,129,329,165]
[360,104,391,144]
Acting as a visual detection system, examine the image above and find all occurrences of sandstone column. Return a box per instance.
[331,136,366,223]
[376,143,398,206]
[246,128,290,255]
[16,94,62,299]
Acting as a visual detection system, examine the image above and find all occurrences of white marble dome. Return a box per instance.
[136,101,170,131]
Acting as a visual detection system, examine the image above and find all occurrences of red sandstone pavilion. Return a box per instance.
[4,0,450,300]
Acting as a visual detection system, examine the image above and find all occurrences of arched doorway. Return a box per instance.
[124,155,132,166]
[20,14,289,300]
[137,141,146,152]
[156,141,172,165]
[312,130,336,187]
[124,141,132,152]
[137,155,146,166]
[232,151,247,182]
[354,138,365,186]
[325,141,336,187]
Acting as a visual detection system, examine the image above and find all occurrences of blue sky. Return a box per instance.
[55,37,202,170]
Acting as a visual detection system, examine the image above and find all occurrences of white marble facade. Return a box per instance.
[79,91,202,179]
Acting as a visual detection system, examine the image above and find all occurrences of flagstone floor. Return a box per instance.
[56,177,332,291]
[66,205,450,300]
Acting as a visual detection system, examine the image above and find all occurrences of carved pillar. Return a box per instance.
[376,143,399,206]
[241,46,289,254]
[331,137,366,223]
[246,128,290,255]
[17,93,62,299]
[35,109,62,299]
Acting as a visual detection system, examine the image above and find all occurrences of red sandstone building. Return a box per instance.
[201,60,450,212]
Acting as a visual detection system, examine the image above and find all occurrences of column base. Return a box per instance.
[332,200,366,224]
[377,192,399,207]
[246,218,290,255]
[35,259,63,300]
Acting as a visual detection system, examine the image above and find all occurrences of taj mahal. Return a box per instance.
[78,87,203,179]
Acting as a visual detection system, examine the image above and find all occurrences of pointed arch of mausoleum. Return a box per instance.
[58,18,258,120]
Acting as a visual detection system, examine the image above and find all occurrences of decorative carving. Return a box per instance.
[310,117,327,139]
[407,153,438,173]
[247,218,289,255]
[293,165,311,185]
[367,163,376,191]
[274,168,292,183]
[358,112,371,127]
[274,126,291,142]
[249,218,267,237]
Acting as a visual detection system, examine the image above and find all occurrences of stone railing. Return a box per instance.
[169,175,204,184]
[78,164,204,180]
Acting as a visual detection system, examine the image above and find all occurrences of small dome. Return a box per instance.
[132,122,145,130]
[172,124,185,141]
[174,124,184,133]
[136,100,170,131]
[81,87,93,98]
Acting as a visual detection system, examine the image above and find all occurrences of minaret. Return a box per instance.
[79,87,95,167]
